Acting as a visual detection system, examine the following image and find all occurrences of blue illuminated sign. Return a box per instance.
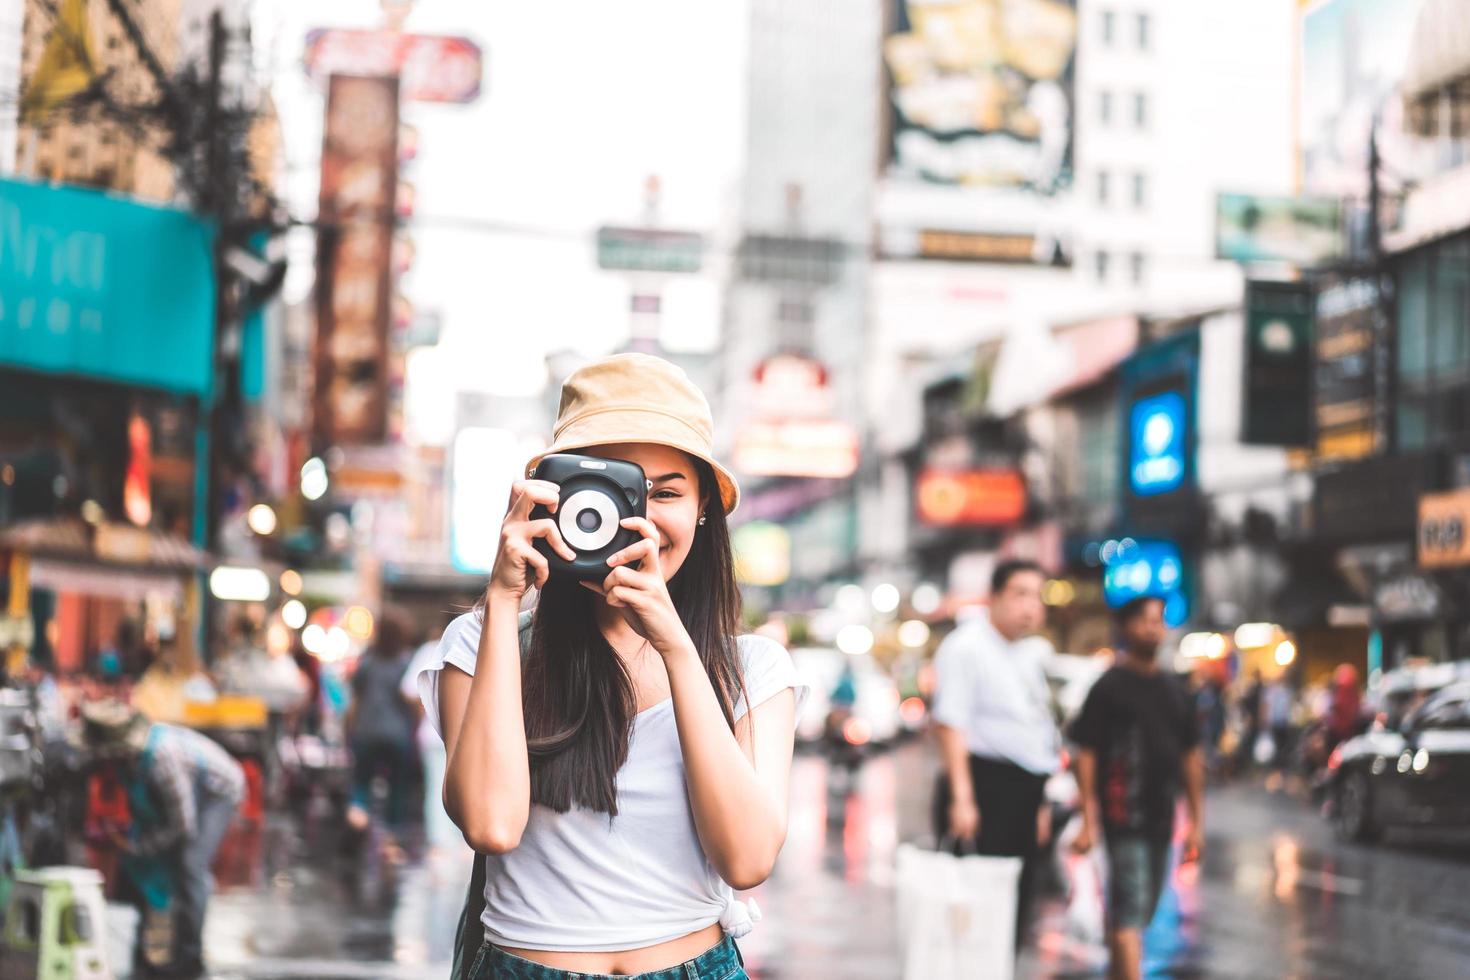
[1102,538,1188,627]
[1129,391,1186,496]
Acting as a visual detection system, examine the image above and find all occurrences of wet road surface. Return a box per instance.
[195,741,1470,979]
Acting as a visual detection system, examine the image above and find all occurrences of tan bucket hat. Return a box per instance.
[527,353,740,514]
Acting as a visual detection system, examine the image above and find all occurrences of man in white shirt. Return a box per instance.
[931,559,1059,950]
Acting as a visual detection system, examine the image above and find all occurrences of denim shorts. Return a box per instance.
[1106,836,1172,931]
[467,935,747,980]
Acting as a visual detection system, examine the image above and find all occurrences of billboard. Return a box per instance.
[313,74,399,446]
[881,0,1077,262]
[1313,273,1383,460]
[1242,280,1314,447]
[883,0,1076,190]
[1215,192,1344,268]
[1419,490,1470,570]
[1300,0,1423,198]
[1127,392,1187,497]
[1120,331,1200,533]
[915,468,1027,527]
[305,29,484,104]
[0,178,215,394]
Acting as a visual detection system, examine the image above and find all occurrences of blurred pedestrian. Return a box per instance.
[345,608,419,831]
[81,700,245,980]
[930,559,1059,951]
[1069,597,1204,980]
[1194,672,1227,774]
[1236,669,1264,772]
[1263,675,1294,774]
[1326,663,1363,752]
[401,616,453,846]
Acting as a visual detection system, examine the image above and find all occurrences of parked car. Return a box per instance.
[790,647,902,747]
[1325,679,1470,842]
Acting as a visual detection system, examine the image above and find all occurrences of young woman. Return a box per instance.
[418,353,806,980]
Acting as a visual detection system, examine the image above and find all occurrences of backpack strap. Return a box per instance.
[451,607,535,979]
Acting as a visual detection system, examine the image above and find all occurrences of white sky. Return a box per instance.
[254,0,748,418]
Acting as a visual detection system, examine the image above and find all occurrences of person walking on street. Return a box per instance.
[1262,674,1294,776]
[1236,670,1264,773]
[82,701,245,980]
[1069,597,1205,980]
[346,609,420,831]
[930,559,1059,950]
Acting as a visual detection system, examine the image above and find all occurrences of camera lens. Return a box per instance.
[559,488,621,551]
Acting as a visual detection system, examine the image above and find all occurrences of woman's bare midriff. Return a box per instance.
[498,922,724,975]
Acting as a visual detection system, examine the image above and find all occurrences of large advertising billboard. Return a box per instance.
[881,0,1077,263]
[313,74,399,447]
[1300,0,1423,198]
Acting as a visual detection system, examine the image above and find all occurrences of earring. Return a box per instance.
[698,515,707,526]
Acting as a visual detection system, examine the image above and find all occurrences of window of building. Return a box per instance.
[1095,250,1111,282]
[1133,92,1149,129]
[1102,9,1116,45]
[1130,251,1147,285]
[1396,235,1470,449]
[1132,171,1147,209]
[1096,169,1110,205]
[1099,90,1113,126]
[1137,12,1152,51]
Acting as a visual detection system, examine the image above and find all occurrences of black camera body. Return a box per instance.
[528,453,649,580]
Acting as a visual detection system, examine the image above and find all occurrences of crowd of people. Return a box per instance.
[9,604,455,979]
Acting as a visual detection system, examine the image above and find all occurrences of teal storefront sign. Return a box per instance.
[0,178,216,395]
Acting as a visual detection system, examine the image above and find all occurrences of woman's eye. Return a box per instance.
[653,490,679,500]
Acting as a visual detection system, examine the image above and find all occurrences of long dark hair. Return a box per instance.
[499,458,745,816]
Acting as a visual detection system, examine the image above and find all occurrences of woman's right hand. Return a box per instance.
[486,480,577,603]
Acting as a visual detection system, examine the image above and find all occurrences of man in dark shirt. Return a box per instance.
[1069,597,1204,980]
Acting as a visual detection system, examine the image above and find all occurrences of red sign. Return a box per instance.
[304,29,484,104]
[916,469,1027,527]
[314,74,400,446]
[752,354,833,419]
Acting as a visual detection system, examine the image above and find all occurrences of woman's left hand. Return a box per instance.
[580,517,692,657]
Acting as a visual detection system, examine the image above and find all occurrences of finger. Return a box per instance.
[579,580,607,597]
[508,480,562,519]
[516,547,550,590]
[601,565,647,593]
[607,586,640,608]
[523,519,577,561]
[606,535,658,569]
[620,516,661,546]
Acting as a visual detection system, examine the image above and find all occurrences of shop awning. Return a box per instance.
[1402,0,1470,137]
[0,518,210,572]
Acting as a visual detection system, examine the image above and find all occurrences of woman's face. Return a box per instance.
[584,443,703,581]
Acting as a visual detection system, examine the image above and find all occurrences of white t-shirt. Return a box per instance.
[930,614,1060,776]
[417,611,808,952]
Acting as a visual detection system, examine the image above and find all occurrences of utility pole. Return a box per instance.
[1367,115,1395,458]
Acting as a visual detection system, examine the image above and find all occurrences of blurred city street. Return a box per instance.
[4,0,1470,976]
[184,740,1470,980]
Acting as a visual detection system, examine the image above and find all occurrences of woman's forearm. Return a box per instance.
[442,595,531,853]
[663,642,786,890]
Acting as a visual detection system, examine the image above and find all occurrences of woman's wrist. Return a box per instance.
[483,587,523,617]
[654,633,699,664]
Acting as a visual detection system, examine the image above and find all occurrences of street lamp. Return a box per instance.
[301,457,329,501]
[836,624,874,656]
[871,583,900,614]
[247,503,277,535]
